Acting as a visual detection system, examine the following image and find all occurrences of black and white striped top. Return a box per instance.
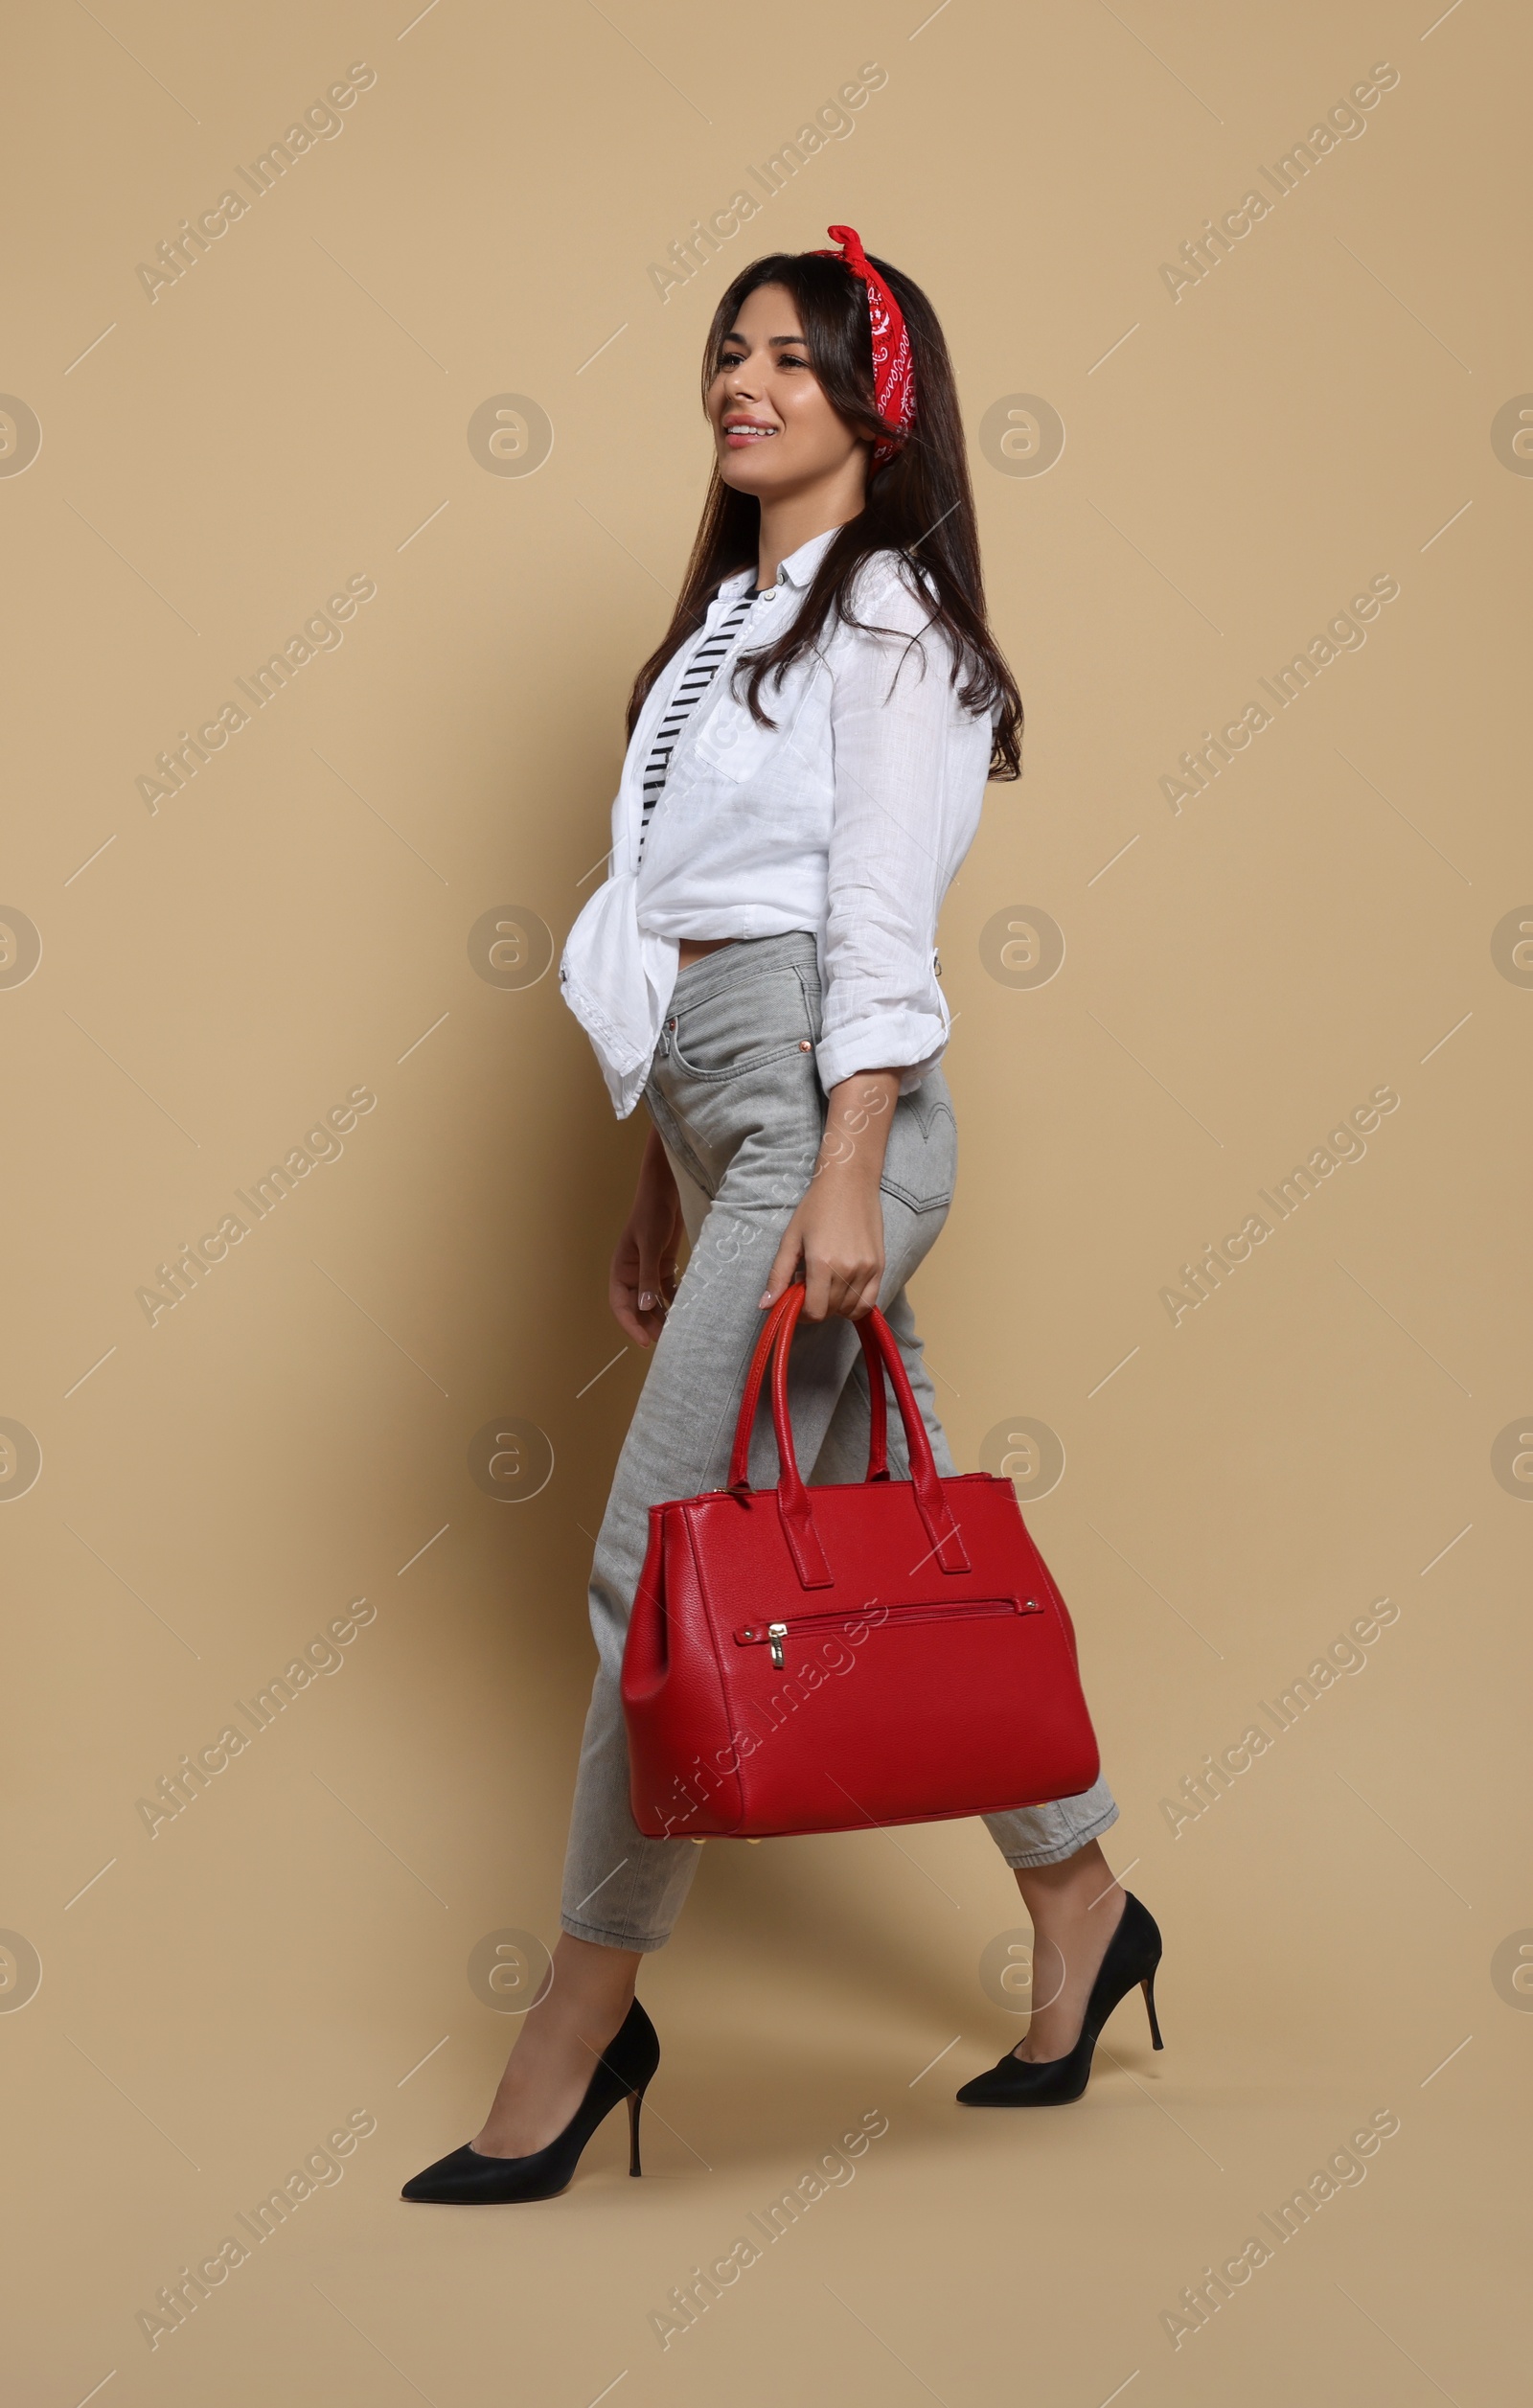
[637,585,761,859]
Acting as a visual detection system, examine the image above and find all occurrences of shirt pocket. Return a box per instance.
[690,672,806,785]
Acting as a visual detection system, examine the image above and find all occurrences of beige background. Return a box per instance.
[3,1,1526,2400]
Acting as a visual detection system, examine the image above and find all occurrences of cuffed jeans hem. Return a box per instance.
[560,1913,674,1955]
[998,1796,1121,1870]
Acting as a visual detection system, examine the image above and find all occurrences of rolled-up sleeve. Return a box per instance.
[815,560,992,1095]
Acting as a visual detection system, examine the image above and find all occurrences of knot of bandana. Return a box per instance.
[810,223,915,470]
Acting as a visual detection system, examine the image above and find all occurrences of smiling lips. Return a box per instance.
[723,419,778,447]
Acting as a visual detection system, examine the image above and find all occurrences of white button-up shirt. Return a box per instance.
[559,523,997,1118]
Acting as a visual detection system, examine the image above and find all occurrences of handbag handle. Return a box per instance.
[727,1285,971,1586]
[727,1283,889,1489]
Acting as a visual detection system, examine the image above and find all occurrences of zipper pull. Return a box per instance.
[766,1621,788,1668]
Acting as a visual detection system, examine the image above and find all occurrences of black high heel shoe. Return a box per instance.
[401,1997,660,2203]
[956,1892,1163,2108]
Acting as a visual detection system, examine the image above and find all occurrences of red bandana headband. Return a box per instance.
[811,223,915,470]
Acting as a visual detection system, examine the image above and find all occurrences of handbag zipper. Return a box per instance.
[737,1597,1039,1668]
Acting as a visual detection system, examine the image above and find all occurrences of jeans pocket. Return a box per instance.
[668,966,817,1082]
[879,1083,957,1213]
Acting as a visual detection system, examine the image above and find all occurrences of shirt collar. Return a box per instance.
[717,521,847,602]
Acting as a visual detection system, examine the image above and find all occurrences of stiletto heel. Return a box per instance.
[956,1892,1164,2108]
[1141,1970,1164,2050]
[401,1998,660,2203]
[627,2082,648,2177]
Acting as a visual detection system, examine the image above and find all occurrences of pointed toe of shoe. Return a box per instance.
[954,2066,1001,2106]
[955,2051,1090,2108]
[400,2139,576,2206]
[954,2060,1029,2107]
[401,2144,480,2202]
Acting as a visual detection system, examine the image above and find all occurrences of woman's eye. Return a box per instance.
[717,350,809,373]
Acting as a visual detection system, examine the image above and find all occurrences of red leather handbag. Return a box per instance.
[622,1284,1100,1839]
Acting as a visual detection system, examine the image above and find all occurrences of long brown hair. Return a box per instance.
[625,246,1022,780]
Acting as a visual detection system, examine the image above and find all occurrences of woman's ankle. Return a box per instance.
[1014,1839,1114,1915]
[495,1938,640,2069]
[548,1933,644,1993]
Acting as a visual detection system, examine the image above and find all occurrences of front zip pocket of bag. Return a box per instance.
[734,1596,1041,1667]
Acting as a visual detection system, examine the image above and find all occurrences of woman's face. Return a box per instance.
[706,283,866,498]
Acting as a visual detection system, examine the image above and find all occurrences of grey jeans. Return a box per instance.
[560,929,1118,1951]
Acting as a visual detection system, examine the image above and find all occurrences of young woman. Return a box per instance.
[403,227,1161,2206]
